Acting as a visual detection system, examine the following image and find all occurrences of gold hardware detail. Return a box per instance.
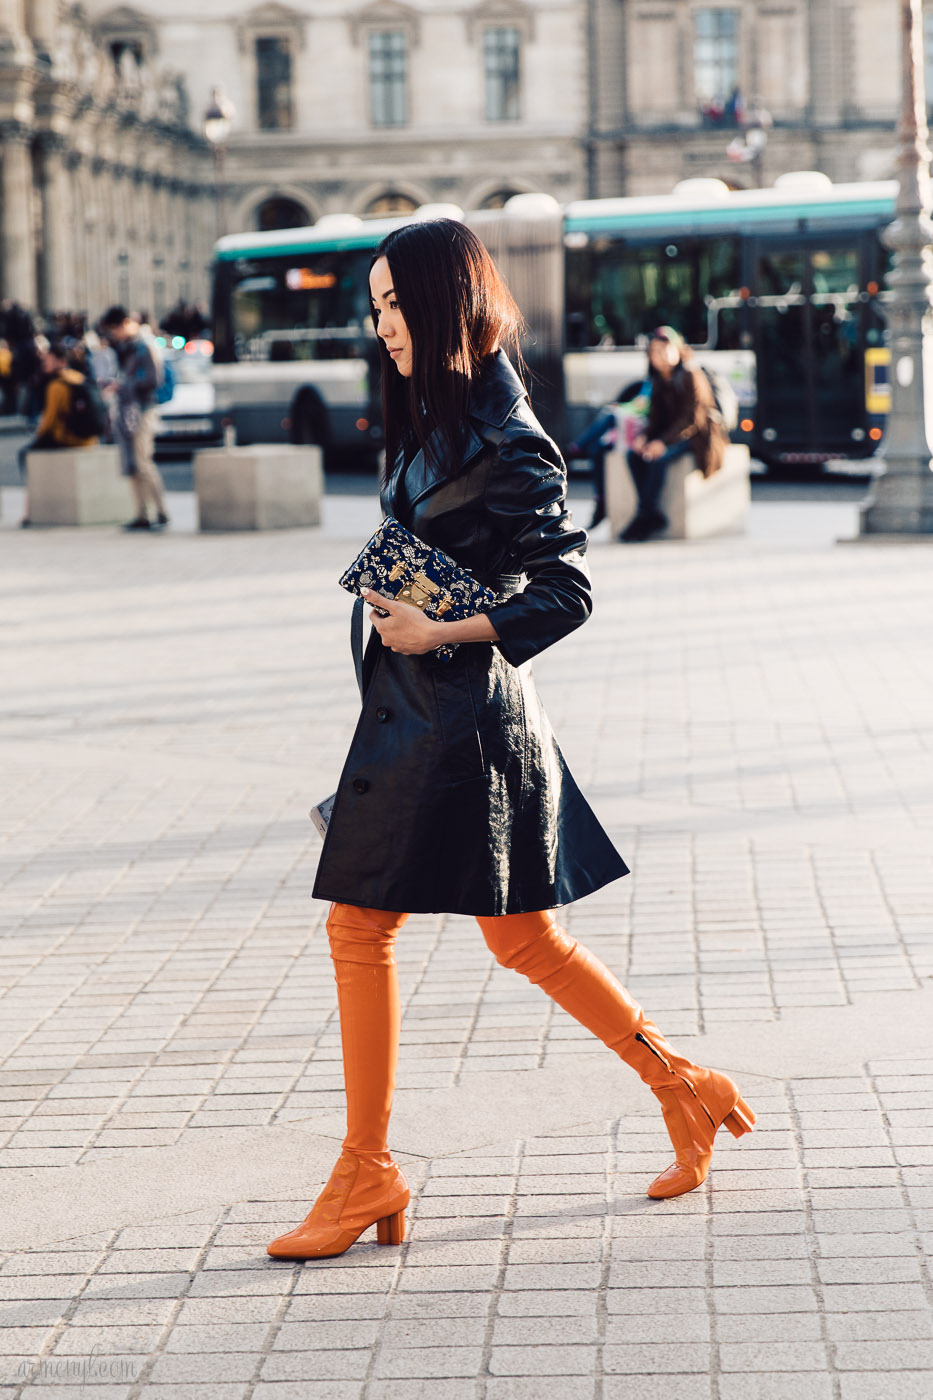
[388,563,452,615]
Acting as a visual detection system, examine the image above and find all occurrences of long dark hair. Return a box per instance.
[370,219,524,478]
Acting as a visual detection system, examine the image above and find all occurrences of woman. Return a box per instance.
[621,326,727,543]
[267,223,754,1261]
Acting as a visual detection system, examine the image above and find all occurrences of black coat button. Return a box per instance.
[352,778,369,794]
[376,707,391,723]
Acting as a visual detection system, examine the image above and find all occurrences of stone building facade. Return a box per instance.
[4,0,929,314]
[587,0,913,197]
[82,0,588,234]
[0,0,214,318]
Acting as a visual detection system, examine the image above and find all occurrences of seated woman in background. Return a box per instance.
[622,326,727,543]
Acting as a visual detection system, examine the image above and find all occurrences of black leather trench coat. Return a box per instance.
[312,351,629,916]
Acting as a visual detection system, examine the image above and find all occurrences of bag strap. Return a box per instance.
[351,596,364,700]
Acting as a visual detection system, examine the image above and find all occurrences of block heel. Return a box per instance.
[376,1209,406,1246]
[723,1097,756,1138]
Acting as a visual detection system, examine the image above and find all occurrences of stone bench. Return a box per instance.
[194,444,323,532]
[26,445,130,526]
[605,437,751,540]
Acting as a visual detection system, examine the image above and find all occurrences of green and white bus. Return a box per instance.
[210,177,894,467]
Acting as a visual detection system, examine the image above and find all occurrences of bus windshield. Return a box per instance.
[217,250,375,362]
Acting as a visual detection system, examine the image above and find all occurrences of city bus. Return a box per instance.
[209,178,895,467]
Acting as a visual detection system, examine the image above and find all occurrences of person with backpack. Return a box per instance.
[620,326,730,543]
[136,311,175,407]
[16,340,107,527]
[99,305,169,532]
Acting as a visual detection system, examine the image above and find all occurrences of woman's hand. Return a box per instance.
[362,588,446,654]
[641,439,667,461]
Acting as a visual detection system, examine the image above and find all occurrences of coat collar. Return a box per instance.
[384,351,528,515]
[468,349,528,429]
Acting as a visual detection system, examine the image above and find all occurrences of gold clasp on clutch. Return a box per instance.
[388,562,452,615]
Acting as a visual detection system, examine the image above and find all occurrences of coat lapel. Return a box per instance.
[404,424,486,511]
[381,451,406,516]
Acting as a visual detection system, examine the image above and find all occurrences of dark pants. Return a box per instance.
[576,410,615,504]
[627,440,693,518]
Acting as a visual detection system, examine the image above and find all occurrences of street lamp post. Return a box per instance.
[203,87,235,240]
[860,0,933,534]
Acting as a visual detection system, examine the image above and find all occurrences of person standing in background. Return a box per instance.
[99,305,169,532]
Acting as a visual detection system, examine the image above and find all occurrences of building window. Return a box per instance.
[369,31,407,127]
[109,39,144,72]
[364,191,419,217]
[694,8,739,111]
[484,27,521,122]
[256,35,293,130]
[256,196,311,231]
[479,187,522,209]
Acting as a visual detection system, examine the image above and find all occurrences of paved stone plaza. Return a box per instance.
[0,484,931,1400]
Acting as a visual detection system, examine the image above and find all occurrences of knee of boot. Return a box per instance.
[326,903,405,968]
[477,911,577,980]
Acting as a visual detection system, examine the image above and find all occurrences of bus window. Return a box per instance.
[227,251,375,362]
[565,237,739,347]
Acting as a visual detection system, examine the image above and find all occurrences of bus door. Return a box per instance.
[751,242,866,460]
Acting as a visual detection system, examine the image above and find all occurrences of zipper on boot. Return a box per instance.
[635,1032,716,1130]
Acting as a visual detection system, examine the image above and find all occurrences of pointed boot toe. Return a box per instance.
[646,1158,710,1200]
[267,1221,362,1259]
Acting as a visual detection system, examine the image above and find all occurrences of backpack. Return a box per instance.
[701,366,739,434]
[65,376,109,439]
[155,355,175,405]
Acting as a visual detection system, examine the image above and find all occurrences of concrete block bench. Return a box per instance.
[26,445,130,526]
[605,438,751,540]
[194,444,323,532]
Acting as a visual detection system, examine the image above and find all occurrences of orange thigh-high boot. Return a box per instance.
[267,904,411,1259]
[476,911,755,1198]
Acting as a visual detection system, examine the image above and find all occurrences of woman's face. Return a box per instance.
[370,256,413,378]
[648,338,679,375]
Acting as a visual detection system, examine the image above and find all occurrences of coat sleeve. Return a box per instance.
[481,421,592,669]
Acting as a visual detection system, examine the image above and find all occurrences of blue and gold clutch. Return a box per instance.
[339,516,497,661]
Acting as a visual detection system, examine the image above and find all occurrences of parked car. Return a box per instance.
[155,339,222,453]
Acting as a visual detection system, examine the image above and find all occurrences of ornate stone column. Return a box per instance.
[66,151,88,313]
[0,0,30,51]
[90,157,111,316]
[0,120,37,304]
[26,0,57,66]
[37,133,74,311]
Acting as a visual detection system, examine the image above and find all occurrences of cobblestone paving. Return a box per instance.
[1,489,932,1397]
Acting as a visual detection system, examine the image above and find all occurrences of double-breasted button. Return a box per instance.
[352,778,369,794]
[375,707,391,723]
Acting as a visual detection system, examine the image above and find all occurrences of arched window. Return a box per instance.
[363,191,419,217]
[256,196,311,230]
[478,187,522,210]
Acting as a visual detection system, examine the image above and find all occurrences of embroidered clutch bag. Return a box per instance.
[338,517,497,662]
